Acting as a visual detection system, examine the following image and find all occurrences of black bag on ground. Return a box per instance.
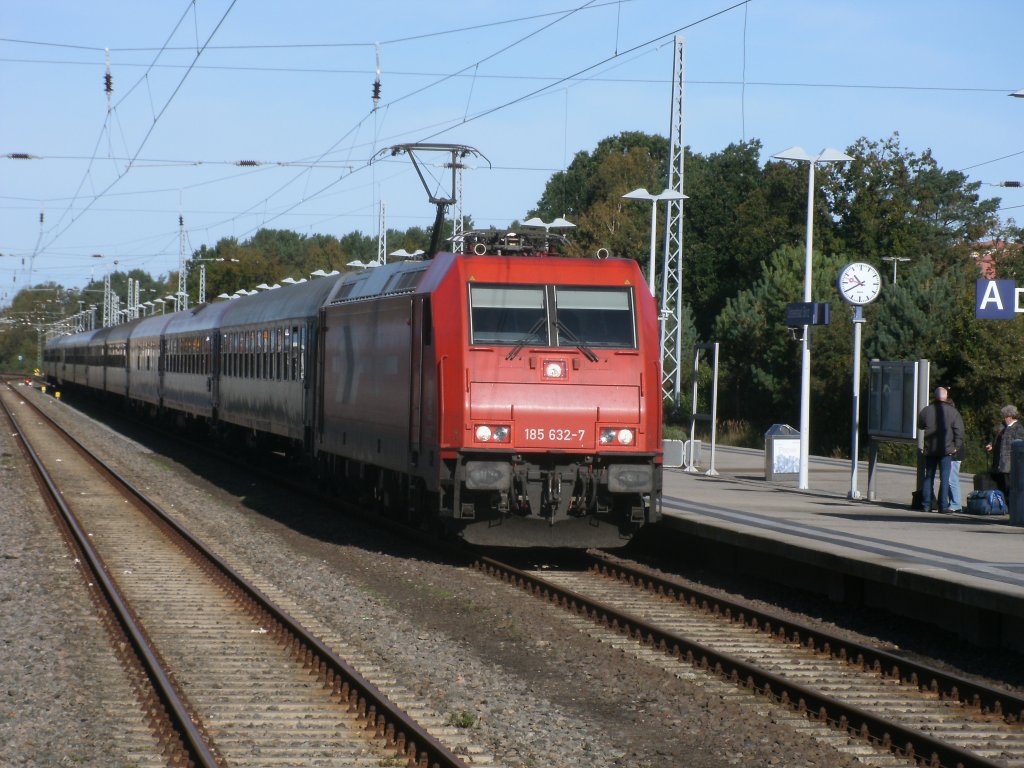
[973,473,998,491]
[965,489,1008,515]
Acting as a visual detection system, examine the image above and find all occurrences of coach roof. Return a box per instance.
[219,273,345,328]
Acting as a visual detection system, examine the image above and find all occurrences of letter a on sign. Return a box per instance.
[976,280,1016,319]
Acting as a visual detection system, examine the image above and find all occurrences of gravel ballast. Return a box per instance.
[4,385,898,767]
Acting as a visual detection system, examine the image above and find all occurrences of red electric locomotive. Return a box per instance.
[316,245,663,546]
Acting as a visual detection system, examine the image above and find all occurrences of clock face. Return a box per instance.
[837,262,881,305]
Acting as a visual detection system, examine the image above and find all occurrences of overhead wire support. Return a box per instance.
[451,161,465,253]
[661,36,686,405]
[178,212,188,311]
[377,200,387,265]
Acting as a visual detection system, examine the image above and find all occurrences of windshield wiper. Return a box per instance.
[505,317,548,360]
[556,320,599,362]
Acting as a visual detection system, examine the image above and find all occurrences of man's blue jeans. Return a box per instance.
[922,454,952,511]
[949,460,962,510]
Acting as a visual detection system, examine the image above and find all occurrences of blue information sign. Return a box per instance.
[976,280,1019,319]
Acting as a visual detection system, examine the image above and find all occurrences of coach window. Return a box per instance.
[469,285,547,345]
[279,328,285,380]
[272,328,279,380]
[268,329,274,379]
[277,328,284,380]
[266,329,273,380]
[290,327,299,381]
[554,287,636,349]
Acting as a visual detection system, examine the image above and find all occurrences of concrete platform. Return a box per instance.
[656,445,1024,651]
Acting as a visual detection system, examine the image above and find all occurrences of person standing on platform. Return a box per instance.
[986,404,1024,496]
[917,386,964,514]
[946,394,965,513]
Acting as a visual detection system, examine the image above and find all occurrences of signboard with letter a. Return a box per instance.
[976,280,1020,319]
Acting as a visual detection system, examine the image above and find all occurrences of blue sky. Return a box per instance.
[3,0,1022,304]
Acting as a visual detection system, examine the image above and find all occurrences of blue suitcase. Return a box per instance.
[965,489,1007,515]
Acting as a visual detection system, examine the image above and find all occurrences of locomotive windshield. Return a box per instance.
[469,284,636,349]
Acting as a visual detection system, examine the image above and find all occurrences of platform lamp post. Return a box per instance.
[772,147,854,490]
[621,188,687,297]
[881,256,911,284]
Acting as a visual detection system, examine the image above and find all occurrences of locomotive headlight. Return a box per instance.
[543,359,566,379]
[474,424,511,443]
[600,427,636,446]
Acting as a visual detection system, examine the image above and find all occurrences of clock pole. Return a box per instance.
[837,261,880,499]
[849,304,866,499]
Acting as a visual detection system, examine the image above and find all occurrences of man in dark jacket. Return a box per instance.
[918,386,965,513]
[986,404,1024,495]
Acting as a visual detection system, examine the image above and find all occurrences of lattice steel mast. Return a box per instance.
[661,36,686,402]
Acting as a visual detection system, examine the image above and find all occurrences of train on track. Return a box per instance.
[44,234,664,547]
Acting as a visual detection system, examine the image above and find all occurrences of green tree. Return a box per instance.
[533,131,669,222]
[714,246,847,434]
[831,135,999,266]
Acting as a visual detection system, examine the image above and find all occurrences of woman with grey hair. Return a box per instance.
[986,404,1024,495]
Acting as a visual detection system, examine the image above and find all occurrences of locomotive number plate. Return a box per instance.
[523,428,585,442]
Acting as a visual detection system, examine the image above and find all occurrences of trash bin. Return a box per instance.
[764,424,800,481]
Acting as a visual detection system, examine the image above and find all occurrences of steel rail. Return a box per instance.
[15,388,467,768]
[476,554,1006,768]
[1,387,222,768]
[587,551,1024,724]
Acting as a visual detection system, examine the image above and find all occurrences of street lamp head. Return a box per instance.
[622,188,655,200]
[622,188,687,202]
[523,216,576,229]
[772,146,814,162]
[773,146,853,164]
[389,248,425,260]
[817,148,854,163]
[1011,89,1024,98]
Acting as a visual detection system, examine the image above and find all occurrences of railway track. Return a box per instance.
[2,384,475,768]
[475,552,1024,768]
